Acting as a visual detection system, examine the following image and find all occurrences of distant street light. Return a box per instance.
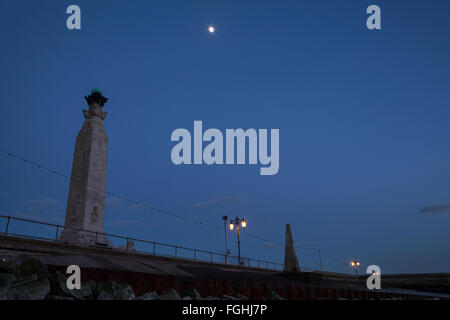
[228,216,247,266]
[350,260,360,275]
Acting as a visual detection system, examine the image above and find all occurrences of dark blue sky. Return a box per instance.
[1,1,449,274]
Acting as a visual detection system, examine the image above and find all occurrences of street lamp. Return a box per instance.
[228,216,247,266]
[350,260,360,275]
[222,216,228,264]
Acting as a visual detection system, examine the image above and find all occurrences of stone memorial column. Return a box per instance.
[59,89,112,247]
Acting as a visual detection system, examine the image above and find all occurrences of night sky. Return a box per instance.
[1,0,449,274]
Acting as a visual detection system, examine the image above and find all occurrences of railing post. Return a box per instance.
[95,232,98,243]
[153,242,156,255]
[210,252,213,263]
[5,216,11,235]
[194,249,197,261]
[55,225,60,240]
[174,246,177,257]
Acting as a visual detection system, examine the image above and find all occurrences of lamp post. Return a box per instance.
[350,259,360,275]
[228,216,247,267]
[222,216,228,264]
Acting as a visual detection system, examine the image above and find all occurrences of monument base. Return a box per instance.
[58,229,113,248]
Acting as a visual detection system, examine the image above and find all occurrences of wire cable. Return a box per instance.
[0,147,349,269]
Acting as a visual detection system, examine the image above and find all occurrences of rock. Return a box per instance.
[10,275,38,287]
[96,281,117,300]
[77,282,94,300]
[204,296,220,300]
[0,273,16,300]
[46,295,75,300]
[87,280,98,298]
[16,257,48,280]
[158,289,181,300]
[235,293,248,300]
[0,258,17,274]
[114,283,135,300]
[48,271,87,300]
[141,291,158,300]
[0,255,48,280]
[263,291,283,300]
[0,273,16,289]
[97,281,135,300]
[222,294,240,300]
[181,288,202,300]
[182,296,192,300]
[7,278,50,300]
[134,291,158,300]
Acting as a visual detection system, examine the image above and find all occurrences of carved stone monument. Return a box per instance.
[283,224,300,272]
[59,89,112,247]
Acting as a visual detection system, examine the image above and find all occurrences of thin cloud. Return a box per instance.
[16,212,44,221]
[191,195,245,209]
[14,198,63,224]
[20,198,59,213]
[419,202,450,214]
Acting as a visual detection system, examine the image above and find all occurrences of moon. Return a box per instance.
[208,26,215,33]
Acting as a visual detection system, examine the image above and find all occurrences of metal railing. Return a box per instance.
[0,214,283,271]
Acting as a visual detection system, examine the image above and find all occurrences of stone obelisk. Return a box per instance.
[284,224,300,272]
[59,89,112,247]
